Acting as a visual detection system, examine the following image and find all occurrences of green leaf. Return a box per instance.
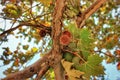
[87,54,103,65]
[4,60,10,65]
[81,51,90,60]
[67,22,80,38]
[63,52,73,62]
[105,41,115,49]
[78,54,104,79]
[80,28,94,44]
[28,37,32,42]
[77,28,95,59]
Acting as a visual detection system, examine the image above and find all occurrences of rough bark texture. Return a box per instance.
[51,0,66,80]
[35,65,49,80]
[2,0,108,80]
[2,52,51,80]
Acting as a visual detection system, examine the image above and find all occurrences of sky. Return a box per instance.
[102,60,120,80]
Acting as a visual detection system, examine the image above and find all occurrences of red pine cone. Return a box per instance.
[62,30,72,38]
[39,29,46,37]
[60,34,71,45]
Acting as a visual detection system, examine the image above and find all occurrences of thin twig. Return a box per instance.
[0,21,51,40]
[62,48,86,63]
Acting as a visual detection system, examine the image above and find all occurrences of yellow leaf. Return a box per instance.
[61,59,84,80]
[36,29,40,33]
[14,58,19,66]
[100,6,106,14]
[26,50,31,55]
[106,57,114,64]
[31,47,38,53]
[6,48,12,55]
[7,51,12,55]
[40,21,51,27]
[30,20,36,25]
[37,0,52,6]
[44,21,51,27]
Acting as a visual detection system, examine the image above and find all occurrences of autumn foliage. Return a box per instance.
[0,0,120,80]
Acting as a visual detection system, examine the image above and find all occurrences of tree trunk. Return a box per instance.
[51,0,66,80]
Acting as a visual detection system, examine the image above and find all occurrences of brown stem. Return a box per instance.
[62,48,86,63]
[76,0,107,28]
[0,22,51,40]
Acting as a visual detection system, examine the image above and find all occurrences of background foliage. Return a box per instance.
[0,0,120,80]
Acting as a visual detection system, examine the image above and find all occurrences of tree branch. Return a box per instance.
[0,22,51,40]
[51,0,66,80]
[35,65,49,80]
[54,62,65,80]
[2,51,52,80]
[76,0,107,28]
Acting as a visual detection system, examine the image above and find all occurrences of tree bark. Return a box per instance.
[51,0,66,80]
[2,52,51,80]
[35,65,49,80]
[76,0,107,28]
[0,21,51,40]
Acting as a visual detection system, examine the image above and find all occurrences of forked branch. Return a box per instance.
[2,51,51,80]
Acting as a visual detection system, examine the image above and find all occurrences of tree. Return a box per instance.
[0,0,120,80]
